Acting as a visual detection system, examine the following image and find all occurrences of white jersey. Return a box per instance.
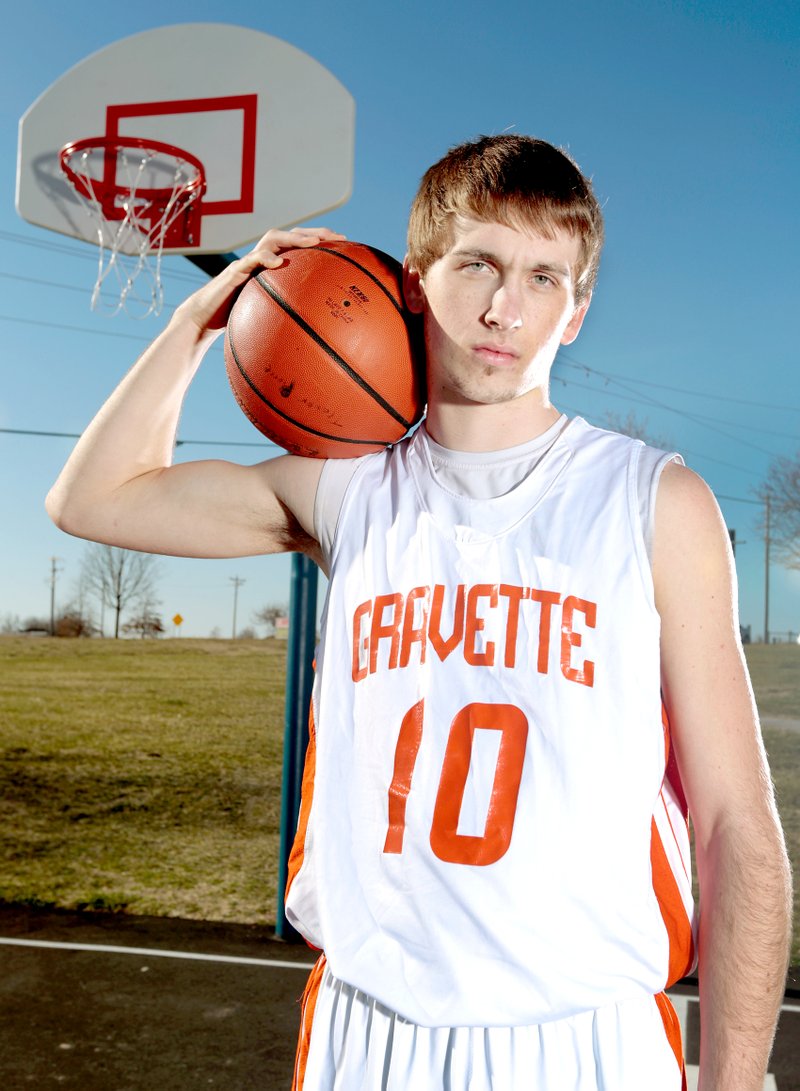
[286,417,696,1028]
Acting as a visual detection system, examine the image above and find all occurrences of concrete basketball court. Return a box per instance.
[0,905,797,1089]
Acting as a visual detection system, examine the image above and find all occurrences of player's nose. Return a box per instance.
[483,284,523,330]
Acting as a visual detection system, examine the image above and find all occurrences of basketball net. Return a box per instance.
[59,137,206,318]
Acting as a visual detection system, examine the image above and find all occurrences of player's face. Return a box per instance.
[405,217,589,408]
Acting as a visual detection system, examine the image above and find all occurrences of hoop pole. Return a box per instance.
[190,252,319,944]
[185,252,240,277]
[276,554,319,942]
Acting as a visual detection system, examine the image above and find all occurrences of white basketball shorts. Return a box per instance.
[292,957,685,1091]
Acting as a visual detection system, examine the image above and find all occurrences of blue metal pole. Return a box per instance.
[276,552,319,941]
[184,252,319,943]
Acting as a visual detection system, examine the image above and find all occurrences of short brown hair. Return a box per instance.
[407,135,604,303]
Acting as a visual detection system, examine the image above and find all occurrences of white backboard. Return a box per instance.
[17,23,355,254]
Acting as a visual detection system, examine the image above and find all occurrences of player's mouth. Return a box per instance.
[472,343,519,365]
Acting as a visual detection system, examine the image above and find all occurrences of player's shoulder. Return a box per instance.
[258,452,326,492]
[653,461,731,590]
[656,460,720,517]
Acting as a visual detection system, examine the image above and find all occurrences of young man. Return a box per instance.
[48,136,791,1090]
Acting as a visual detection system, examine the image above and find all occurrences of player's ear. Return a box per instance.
[403,259,425,314]
[560,294,591,346]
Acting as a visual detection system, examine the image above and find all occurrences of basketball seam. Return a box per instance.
[226,328,396,448]
[314,246,404,316]
[253,273,413,430]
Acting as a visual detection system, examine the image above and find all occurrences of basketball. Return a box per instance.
[224,240,425,458]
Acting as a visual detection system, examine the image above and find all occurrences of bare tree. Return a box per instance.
[601,410,673,450]
[54,607,95,638]
[122,590,165,639]
[80,545,160,638]
[69,569,100,635]
[757,452,800,570]
[123,610,165,639]
[253,603,288,637]
[21,616,51,633]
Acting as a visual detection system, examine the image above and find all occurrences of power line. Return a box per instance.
[557,367,784,459]
[558,351,800,414]
[0,229,207,285]
[0,426,279,450]
[667,409,799,443]
[0,428,83,439]
[4,251,796,442]
[557,402,764,488]
[0,313,152,342]
[0,269,186,311]
[3,230,795,418]
[2,422,768,524]
[0,228,100,261]
[717,493,763,506]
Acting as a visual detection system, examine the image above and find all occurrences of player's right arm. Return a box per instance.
[46,227,345,561]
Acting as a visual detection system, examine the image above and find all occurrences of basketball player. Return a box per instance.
[47,136,791,1090]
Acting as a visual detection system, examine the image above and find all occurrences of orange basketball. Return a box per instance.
[224,240,425,458]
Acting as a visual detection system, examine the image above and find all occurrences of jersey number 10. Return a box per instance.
[383,700,529,866]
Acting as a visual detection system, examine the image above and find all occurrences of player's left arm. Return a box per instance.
[653,462,792,1090]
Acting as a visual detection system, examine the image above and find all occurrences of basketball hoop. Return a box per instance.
[59,136,206,317]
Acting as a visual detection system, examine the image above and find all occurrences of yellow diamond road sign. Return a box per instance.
[172,614,183,627]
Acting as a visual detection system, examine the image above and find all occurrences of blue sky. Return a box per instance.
[1,0,798,638]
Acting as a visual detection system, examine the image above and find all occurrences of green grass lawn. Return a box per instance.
[0,637,286,923]
[0,637,797,962]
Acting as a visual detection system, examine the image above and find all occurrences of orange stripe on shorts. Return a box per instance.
[654,991,687,1091]
[292,954,327,1091]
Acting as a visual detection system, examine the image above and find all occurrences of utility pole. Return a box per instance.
[49,557,62,635]
[230,576,245,639]
[763,494,771,645]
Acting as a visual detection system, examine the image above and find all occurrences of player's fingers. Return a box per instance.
[248,226,347,268]
[180,225,348,332]
[290,227,347,240]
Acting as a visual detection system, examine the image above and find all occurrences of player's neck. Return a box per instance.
[425,397,563,453]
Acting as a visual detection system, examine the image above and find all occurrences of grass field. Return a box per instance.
[0,637,286,923]
[1,636,797,960]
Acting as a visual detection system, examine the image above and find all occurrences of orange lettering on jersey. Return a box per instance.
[370,593,405,673]
[560,595,597,687]
[352,600,372,682]
[353,582,597,685]
[429,703,529,866]
[529,589,561,674]
[429,584,466,661]
[399,586,430,668]
[499,585,530,668]
[383,699,425,854]
[464,584,498,666]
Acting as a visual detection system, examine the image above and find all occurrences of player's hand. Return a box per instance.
[175,226,347,337]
